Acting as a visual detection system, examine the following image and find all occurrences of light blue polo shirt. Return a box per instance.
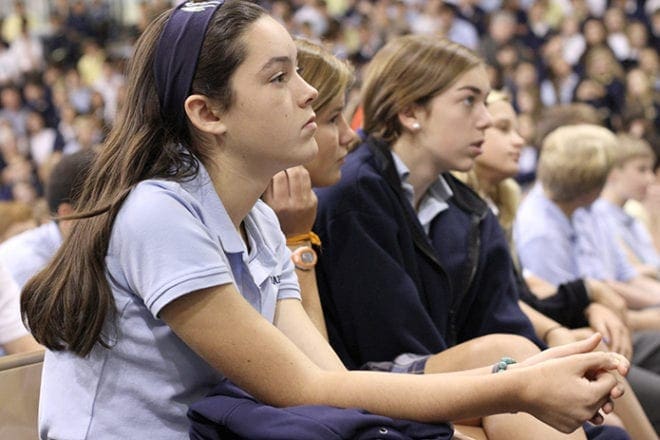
[573,205,638,282]
[39,163,300,440]
[514,183,580,285]
[592,198,660,269]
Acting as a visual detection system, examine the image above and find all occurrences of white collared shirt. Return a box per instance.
[391,152,453,235]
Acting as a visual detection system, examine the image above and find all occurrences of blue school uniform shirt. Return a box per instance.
[514,184,638,285]
[592,198,660,269]
[573,205,638,282]
[514,183,580,285]
[392,152,453,234]
[38,163,301,440]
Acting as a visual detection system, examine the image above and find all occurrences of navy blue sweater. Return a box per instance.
[314,137,540,370]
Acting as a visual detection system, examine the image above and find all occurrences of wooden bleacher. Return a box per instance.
[0,350,44,440]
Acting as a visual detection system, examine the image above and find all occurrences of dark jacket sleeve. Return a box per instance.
[517,274,591,329]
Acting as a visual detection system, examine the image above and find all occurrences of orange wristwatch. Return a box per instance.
[291,246,318,271]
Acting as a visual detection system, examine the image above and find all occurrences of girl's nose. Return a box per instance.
[512,130,525,150]
[477,104,493,130]
[298,75,318,108]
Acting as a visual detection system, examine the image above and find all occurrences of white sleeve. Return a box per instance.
[0,264,28,345]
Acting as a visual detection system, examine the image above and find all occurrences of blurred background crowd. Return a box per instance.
[0,0,657,243]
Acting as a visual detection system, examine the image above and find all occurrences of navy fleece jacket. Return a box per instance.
[314,137,540,370]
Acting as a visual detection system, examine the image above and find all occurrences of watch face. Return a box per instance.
[292,245,317,270]
[300,250,315,264]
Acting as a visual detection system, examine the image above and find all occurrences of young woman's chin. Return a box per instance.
[498,165,519,180]
[311,170,341,188]
[295,139,319,167]
[451,158,477,173]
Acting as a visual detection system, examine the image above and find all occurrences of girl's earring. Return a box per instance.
[411,122,420,131]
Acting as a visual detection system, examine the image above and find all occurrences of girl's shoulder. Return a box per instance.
[111,178,207,243]
[124,178,199,217]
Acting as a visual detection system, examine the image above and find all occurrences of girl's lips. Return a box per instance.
[469,140,484,155]
[303,113,316,127]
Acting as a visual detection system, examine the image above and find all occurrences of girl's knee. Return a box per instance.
[471,333,540,361]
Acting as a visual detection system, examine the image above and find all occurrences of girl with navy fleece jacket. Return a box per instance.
[313,35,629,440]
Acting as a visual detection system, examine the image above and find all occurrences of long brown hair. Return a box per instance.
[21,0,266,356]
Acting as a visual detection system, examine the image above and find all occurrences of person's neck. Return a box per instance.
[600,185,626,208]
[554,200,582,218]
[205,156,270,233]
[474,165,501,196]
[544,188,582,218]
[392,136,445,210]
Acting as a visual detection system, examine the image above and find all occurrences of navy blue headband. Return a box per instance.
[154,1,224,133]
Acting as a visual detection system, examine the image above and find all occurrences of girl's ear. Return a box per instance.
[397,104,422,133]
[184,94,227,136]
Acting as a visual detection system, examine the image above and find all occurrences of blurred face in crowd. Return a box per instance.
[611,156,656,202]
[627,21,648,48]
[475,99,524,184]
[626,69,650,97]
[584,18,606,45]
[0,88,21,110]
[304,91,357,187]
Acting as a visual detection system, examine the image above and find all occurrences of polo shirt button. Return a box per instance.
[379,427,389,434]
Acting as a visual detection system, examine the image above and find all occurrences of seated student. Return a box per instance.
[514,124,660,435]
[312,35,627,439]
[593,134,659,276]
[262,37,357,339]
[527,104,660,332]
[460,92,657,439]
[0,150,95,288]
[20,3,629,439]
[571,208,660,309]
[0,262,40,355]
[625,159,660,255]
[514,125,660,310]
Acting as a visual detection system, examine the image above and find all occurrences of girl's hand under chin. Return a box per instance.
[263,166,317,236]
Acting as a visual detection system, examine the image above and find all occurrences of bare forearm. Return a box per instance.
[162,285,624,433]
[627,308,660,331]
[307,369,522,423]
[520,301,561,342]
[274,298,343,371]
[286,244,328,340]
[2,335,43,355]
[608,277,660,309]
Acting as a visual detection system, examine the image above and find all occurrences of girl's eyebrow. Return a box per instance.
[457,85,490,96]
[259,56,293,72]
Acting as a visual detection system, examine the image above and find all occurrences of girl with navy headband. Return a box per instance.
[22,1,629,439]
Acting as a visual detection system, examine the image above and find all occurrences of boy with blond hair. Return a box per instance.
[515,124,617,286]
[515,124,660,434]
[594,134,659,275]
